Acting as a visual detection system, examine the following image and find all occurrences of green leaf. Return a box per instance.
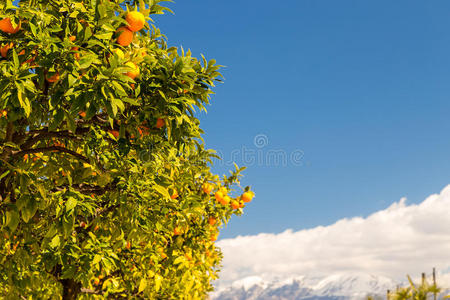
[65,197,77,211]
[22,198,38,223]
[49,235,60,248]
[138,278,147,293]
[92,254,102,265]
[16,89,31,117]
[94,32,113,40]
[0,170,10,181]
[12,49,19,69]
[154,275,162,292]
[154,185,171,200]
[173,256,184,265]
[6,209,19,232]
[49,110,65,131]
[111,96,124,114]
[65,111,77,132]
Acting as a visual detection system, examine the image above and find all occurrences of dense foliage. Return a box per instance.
[0,0,253,298]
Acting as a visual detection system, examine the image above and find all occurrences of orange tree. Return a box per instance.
[0,0,254,299]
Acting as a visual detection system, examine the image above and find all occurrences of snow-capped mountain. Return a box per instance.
[210,273,398,300]
[211,273,450,300]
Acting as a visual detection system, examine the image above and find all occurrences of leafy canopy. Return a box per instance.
[0,0,253,298]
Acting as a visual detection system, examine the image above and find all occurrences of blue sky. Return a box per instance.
[154,0,450,239]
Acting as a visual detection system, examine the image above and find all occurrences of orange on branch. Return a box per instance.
[46,72,60,83]
[220,195,231,206]
[231,200,240,210]
[202,183,214,194]
[156,118,165,129]
[171,189,179,199]
[208,217,217,226]
[173,226,182,236]
[125,61,139,79]
[0,43,13,58]
[242,191,254,203]
[93,277,100,286]
[116,27,134,46]
[214,191,224,203]
[210,233,218,242]
[126,11,145,32]
[109,130,120,139]
[0,18,21,34]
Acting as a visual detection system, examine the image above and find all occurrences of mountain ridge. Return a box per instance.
[211,273,449,300]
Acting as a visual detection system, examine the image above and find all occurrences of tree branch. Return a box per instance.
[12,146,90,163]
[53,183,117,196]
[20,128,89,150]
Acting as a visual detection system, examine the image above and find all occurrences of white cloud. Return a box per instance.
[216,185,450,289]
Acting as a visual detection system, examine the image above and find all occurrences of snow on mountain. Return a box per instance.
[210,273,397,300]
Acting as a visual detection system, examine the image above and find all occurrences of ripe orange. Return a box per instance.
[138,125,150,136]
[0,18,21,34]
[220,195,231,206]
[185,252,192,261]
[173,226,182,236]
[210,233,218,242]
[208,217,217,226]
[214,191,224,203]
[156,118,165,129]
[79,111,86,118]
[242,191,254,203]
[126,11,145,32]
[125,61,139,79]
[109,130,120,138]
[18,49,25,55]
[93,277,100,286]
[68,37,80,60]
[0,43,13,58]
[72,47,80,60]
[116,27,134,46]
[46,72,60,83]
[0,110,7,118]
[202,183,214,194]
[231,200,240,210]
[126,241,131,250]
[94,225,99,231]
[170,189,179,199]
